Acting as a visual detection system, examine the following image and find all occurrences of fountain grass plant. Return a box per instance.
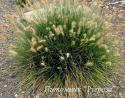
[9,0,121,97]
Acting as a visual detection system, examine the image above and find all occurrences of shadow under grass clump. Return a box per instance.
[9,1,121,97]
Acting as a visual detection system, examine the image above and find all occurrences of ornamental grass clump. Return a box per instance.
[9,1,121,97]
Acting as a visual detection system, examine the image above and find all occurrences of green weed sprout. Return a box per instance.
[15,0,26,7]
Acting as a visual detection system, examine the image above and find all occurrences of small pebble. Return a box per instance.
[0,93,2,96]
[4,85,7,87]
[14,94,18,98]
